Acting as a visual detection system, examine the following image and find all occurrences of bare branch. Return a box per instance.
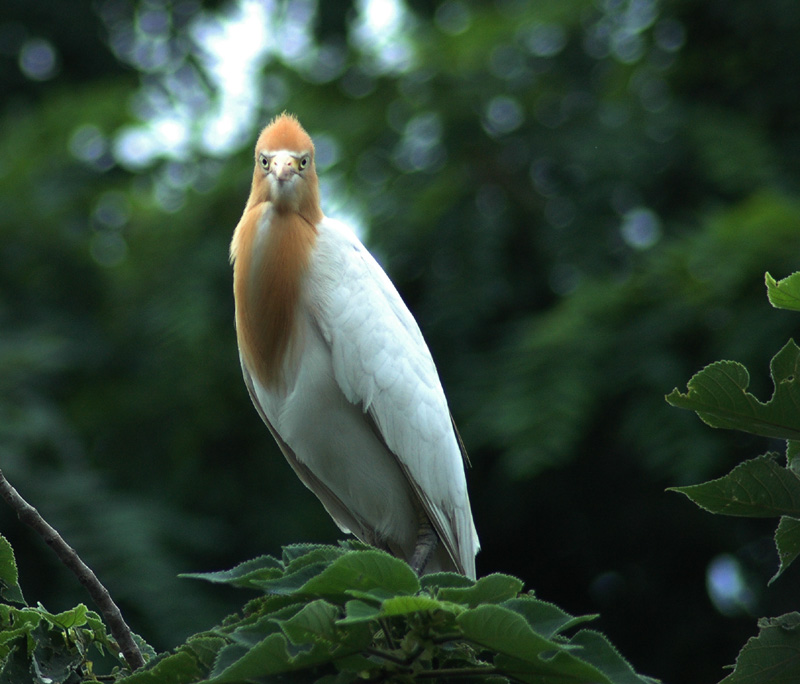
[0,468,145,672]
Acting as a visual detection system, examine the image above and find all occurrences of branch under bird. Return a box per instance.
[230,113,479,578]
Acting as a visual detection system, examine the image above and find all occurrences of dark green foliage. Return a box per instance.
[718,613,800,684]
[133,541,655,684]
[0,533,149,683]
[666,340,800,442]
[0,537,657,683]
[670,454,800,519]
[668,272,800,679]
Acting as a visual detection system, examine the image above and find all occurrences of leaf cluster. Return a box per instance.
[115,541,655,684]
[0,534,145,683]
[0,538,658,684]
[666,272,800,682]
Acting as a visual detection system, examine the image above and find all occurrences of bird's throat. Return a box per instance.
[233,204,317,389]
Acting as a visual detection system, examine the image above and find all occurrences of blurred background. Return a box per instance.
[1,0,799,681]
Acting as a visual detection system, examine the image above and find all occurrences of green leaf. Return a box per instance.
[770,517,800,584]
[720,612,800,683]
[458,605,627,684]
[330,621,374,653]
[492,628,656,684]
[41,604,88,630]
[457,604,567,660]
[183,636,227,671]
[278,599,339,644]
[275,598,374,662]
[284,546,349,573]
[253,562,332,595]
[227,605,303,647]
[0,644,33,684]
[31,622,82,684]
[666,341,800,441]
[787,441,800,474]
[342,587,396,605]
[338,599,381,625]
[668,454,800,517]
[0,536,24,605]
[420,572,475,591]
[502,597,598,640]
[84,609,119,653]
[438,573,524,608]
[567,630,658,684]
[208,632,333,683]
[296,550,420,598]
[0,607,41,639]
[180,554,284,589]
[115,650,204,684]
[766,272,800,312]
[380,595,453,616]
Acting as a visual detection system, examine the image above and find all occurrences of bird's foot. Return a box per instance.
[409,520,438,576]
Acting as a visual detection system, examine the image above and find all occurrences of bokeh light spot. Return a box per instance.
[69,125,107,163]
[530,158,558,197]
[484,96,524,136]
[489,44,527,80]
[351,0,415,73]
[313,133,340,170]
[525,23,567,58]
[393,112,445,172]
[94,191,131,229]
[611,30,645,64]
[18,38,59,81]
[654,18,686,52]
[706,554,757,617]
[138,7,170,36]
[434,1,471,36]
[620,207,661,249]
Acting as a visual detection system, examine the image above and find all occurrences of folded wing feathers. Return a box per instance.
[311,218,478,576]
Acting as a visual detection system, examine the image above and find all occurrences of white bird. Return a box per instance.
[230,113,479,578]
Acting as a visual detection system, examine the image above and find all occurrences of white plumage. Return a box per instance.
[231,114,479,578]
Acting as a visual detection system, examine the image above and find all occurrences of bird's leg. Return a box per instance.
[409,511,438,576]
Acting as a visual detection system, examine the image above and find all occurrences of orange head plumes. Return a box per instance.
[231,113,323,389]
[244,113,322,224]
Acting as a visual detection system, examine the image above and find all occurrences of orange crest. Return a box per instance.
[256,113,315,156]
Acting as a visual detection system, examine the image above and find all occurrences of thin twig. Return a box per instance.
[0,468,145,671]
[377,617,396,650]
[366,642,426,669]
[431,632,464,644]
[364,646,409,667]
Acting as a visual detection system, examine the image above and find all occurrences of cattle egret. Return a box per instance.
[230,113,479,578]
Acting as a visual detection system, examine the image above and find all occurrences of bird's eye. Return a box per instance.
[259,154,270,168]
[299,156,309,169]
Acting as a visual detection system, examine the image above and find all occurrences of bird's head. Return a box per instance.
[249,113,321,221]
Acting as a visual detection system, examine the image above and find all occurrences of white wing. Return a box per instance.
[308,217,479,576]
